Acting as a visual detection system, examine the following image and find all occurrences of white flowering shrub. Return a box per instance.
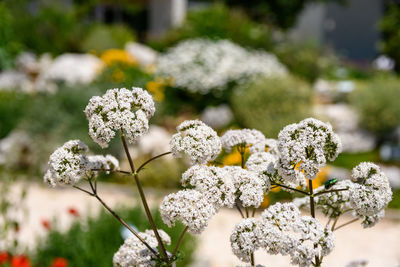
[156,39,287,94]
[43,86,392,267]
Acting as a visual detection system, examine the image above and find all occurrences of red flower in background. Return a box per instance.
[67,207,79,217]
[0,251,9,264]
[41,219,51,231]
[50,258,68,267]
[11,255,30,267]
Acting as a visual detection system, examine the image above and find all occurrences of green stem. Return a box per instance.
[333,218,358,231]
[137,151,172,173]
[120,131,169,261]
[250,252,255,267]
[309,179,319,266]
[271,181,310,195]
[172,226,189,258]
[314,188,348,197]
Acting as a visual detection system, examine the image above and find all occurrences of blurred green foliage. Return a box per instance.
[273,42,339,82]
[33,206,196,267]
[330,150,380,170]
[0,91,31,139]
[81,24,136,53]
[380,4,400,72]
[211,0,344,29]
[350,75,400,138]
[149,4,274,51]
[230,75,313,138]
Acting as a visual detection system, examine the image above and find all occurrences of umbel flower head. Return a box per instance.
[277,118,342,185]
[84,87,155,148]
[169,120,221,164]
[255,203,335,267]
[349,162,392,219]
[221,129,266,153]
[160,189,217,234]
[182,165,236,209]
[44,140,89,187]
[230,218,259,263]
[113,229,171,267]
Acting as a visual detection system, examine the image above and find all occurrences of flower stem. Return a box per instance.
[172,226,189,258]
[314,188,348,197]
[120,131,169,261]
[76,179,160,258]
[250,252,255,267]
[137,151,172,173]
[308,179,319,266]
[270,181,310,195]
[333,218,358,231]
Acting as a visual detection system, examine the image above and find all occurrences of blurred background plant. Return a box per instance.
[231,75,313,138]
[33,207,196,267]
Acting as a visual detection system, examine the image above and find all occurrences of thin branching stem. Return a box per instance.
[314,188,348,197]
[308,179,320,266]
[333,218,358,231]
[75,179,160,258]
[331,216,339,231]
[172,226,189,258]
[235,202,245,218]
[91,168,131,175]
[137,152,172,173]
[271,181,310,195]
[120,131,169,261]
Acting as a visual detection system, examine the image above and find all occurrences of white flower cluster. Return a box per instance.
[265,138,279,155]
[349,162,392,221]
[44,140,120,187]
[156,39,287,94]
[84,87,155,148]
[87,154,119,174]
[230,218,259,262]
[221,129,266,153]
[113,229,171,267]
[230,203,335,267]
[44,140,90,187]
[293,164,392,228]
[293,180,353,218]
[277,118,342,186]
[225,166,267,208]
[159,189,217,234]
[246,152,277,178]
[170,120,221,164]
[182,165,236,208]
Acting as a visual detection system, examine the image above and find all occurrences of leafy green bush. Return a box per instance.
[273,42,338,82]
[81,24,136,54]
[149,3,274,51]
[0,91,30,139]
[33,206,196,267]
[380,4,400,72]
[230,75,313,138]
[350,75,400,138]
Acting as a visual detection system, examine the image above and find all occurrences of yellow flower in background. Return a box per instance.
[112,69,125,83]
[260,195,270,208]
[222,147,250,166]
[145,64,156,74]
[100,49,138,66]
[146,81,165,102]
[310,166,330,189]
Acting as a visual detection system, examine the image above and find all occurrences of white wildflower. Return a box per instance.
[182,165,236,208]
[349,162,392,217]
[224,166,266,208]
[156,39,287,94]
[201,104,233,129]
[88,154,119,174]
[113,229,170,267]
[169,120,221,165]
[245,152,277,180]
[230,218,259,263]
[44,140,89,187]
[84,87,155,148]
[265,138,279,155]
[277,118,342,186]
[221,129,266,153]
[256,203,334,267]
[160,189,217,234]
